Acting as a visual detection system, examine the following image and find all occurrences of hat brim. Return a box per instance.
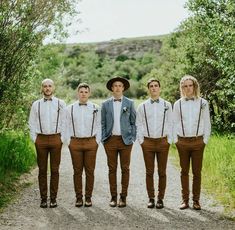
[106,77,130,91]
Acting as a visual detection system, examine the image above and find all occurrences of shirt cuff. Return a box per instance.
[138,138,144,145]
[203,137,208,144]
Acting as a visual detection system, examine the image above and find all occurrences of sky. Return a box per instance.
[49,0,189,44]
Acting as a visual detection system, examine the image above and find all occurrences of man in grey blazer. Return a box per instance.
[101,76,136,208]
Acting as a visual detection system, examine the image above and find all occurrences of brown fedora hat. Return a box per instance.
[106,76,130,91]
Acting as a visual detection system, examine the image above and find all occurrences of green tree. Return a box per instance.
[0,0,78,130]
[157,0,235,131]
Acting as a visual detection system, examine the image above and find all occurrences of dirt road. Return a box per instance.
[0,143,234,230]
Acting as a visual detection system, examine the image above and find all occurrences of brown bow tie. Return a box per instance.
[44,98,52,102]
[151,99,159,104]
[114,99,121,102]
[185,98,194,101]
[79,103,87,106]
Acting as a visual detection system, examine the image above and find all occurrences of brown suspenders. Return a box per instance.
[143,104,150,137]
[179,98,202,137]
[38,102,43,133]
[196,99,202,136]
[55,100,60,133]
[38,99,60,134]
[91,104,96,136]
[179,100,185,136]
[71,103,96,137]
[161,101,167,137]
[143,100,167,138]
[71,105,76,136]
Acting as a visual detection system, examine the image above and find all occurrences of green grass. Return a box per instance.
[0,131,36,209]
[202,135,235,211]
[170,134,235,215]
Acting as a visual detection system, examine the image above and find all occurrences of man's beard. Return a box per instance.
[44,91,53,97]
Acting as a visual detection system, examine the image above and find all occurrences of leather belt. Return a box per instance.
[144,136,167,141]
[38,133,61,136]
[178,135,203,140]
[71,136,95,140]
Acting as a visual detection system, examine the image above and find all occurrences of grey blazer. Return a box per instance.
[101,96,136,145]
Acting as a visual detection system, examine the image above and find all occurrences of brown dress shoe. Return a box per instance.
[118,196,126,208]
[179,201,189,210]
[109,196,117,207]
[75,198,83,207]
[193,201,201,210]
[85,197,92,207]
[40,199,47,208]
[147,198,155,208]
[49,199,57,208]
[156,199,164,209]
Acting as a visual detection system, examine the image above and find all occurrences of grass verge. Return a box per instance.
[170,134,235,219]
[0,131,36,210]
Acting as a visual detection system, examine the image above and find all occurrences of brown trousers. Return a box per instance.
[69,137,98,199]
[141,137,169,200]
[35,134,62,200]
[104,136,133,198]
[176,136,205,202]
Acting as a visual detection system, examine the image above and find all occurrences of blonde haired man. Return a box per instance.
[29,79,66,208]
[173,75,211,210]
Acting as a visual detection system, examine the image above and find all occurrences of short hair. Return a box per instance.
[77,82,90,91]
[41,78,54,86]
[147,78,161,88]
[180,75,200,98]
[41,78,54,93]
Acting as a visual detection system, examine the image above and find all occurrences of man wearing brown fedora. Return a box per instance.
[101,76,136,208]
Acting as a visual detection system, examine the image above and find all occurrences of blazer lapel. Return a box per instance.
[121,97,127,117]
[108,98,114,119]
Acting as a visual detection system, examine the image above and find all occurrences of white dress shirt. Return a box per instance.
[64,101,101,145]
[173,97,211,144]
[28,96,66,142]
[112,96,123,135]
[136,98,173,144]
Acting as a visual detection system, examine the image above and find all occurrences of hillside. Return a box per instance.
[66,35,168,59]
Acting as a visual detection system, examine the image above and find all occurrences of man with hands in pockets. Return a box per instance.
[29,78,66,208]
[136,78,173,209]
[64,83,101,208]
[173,75,211,210]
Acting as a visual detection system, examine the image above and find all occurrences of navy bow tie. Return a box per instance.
[44,98,52,102]
[79,103,87,106]
[151,99,159,104]
[114,99,121,102]
[185,98,194,101]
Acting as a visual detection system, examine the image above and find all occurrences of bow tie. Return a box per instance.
[185,98,194,101]
[150,99,159,104]
[79,103,87,106]
[44,98,52,102]
[114,99,121,102]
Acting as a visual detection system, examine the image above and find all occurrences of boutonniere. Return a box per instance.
[201,103,207,110]
[123,107,128,113]
[93,108,98,114]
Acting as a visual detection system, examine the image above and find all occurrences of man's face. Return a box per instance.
[42,81,54,97]
[78,87,90,103]
[182,79,194,97]
[111,81,125,97]
[148,81,160,98]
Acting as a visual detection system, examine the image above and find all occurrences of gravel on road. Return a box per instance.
[0,143,234,230]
